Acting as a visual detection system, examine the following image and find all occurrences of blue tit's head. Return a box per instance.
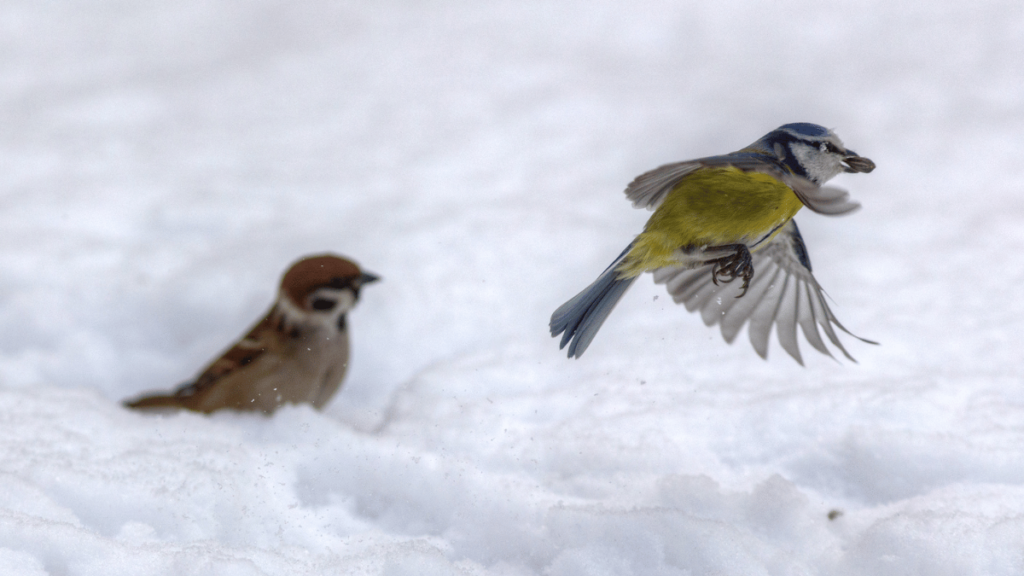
[748,123,876,185]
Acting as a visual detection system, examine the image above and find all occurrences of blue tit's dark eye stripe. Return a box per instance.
[311,298,337,311]
[817,141,842,154]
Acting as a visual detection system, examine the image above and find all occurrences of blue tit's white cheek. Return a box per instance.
[790,142,844,184]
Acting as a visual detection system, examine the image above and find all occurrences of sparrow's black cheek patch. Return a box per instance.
[311,298,337,311]
[337,314,347,331]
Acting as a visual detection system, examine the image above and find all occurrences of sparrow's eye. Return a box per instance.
[310,298,337,311]
[819,143,827,152]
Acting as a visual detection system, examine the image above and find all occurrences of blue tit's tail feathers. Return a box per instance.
[550,244,638,358]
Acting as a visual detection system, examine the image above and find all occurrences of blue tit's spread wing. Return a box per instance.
[625,153,861,215]
[774,172,862,216]
[651,220,874,364]
[624,161,703,210]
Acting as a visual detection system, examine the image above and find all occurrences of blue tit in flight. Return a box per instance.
[550,123,876,364]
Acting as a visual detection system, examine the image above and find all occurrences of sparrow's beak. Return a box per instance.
[359,271,381,286]
[841,150,876,173]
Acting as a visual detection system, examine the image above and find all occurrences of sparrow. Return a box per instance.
[550,123,876,364]
[125,253,379,414]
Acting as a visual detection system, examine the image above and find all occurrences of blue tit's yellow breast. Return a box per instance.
[619,167,803,276]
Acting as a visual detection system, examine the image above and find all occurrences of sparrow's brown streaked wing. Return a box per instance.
[123,311,276,410]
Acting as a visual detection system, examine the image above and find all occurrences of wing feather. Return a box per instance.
[774,277,803,365]
[797,281,832,358]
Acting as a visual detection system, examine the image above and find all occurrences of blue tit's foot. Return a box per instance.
[709,244,754,297]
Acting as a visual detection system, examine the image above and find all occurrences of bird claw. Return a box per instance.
[709,245,754,297]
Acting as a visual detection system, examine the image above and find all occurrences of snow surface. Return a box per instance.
[2,1,1023,574]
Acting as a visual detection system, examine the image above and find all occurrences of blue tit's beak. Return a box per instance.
[359,271,381,286]
[842,151,876,173]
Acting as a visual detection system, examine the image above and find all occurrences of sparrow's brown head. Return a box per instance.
[280,254,379,314]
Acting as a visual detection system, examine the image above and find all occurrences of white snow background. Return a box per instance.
[1,1,1023,574]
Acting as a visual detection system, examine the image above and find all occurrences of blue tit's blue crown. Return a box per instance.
[777,123,832,138]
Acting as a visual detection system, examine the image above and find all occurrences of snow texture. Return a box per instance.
[2,1,1023,574]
